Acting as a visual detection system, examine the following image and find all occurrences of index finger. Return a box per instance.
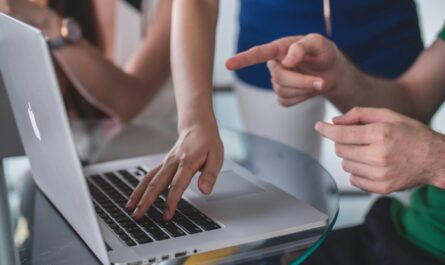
[314,122,373,145]
[225,36,302,70]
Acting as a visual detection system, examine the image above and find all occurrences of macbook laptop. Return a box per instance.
[0,14,328,265]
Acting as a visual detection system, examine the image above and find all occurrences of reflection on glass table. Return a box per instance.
[3,120,339,265]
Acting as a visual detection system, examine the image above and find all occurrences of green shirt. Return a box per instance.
[390,26,445,263]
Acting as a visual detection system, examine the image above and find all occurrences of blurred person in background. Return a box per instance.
[0,0,175,123]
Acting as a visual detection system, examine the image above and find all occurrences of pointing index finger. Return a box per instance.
[225,36,302,70]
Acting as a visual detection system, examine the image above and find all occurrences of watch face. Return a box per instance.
[61,18,82,43]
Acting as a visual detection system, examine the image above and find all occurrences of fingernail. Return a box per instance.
[132,207,139,217]
[164,208,171,219]
[332,116,342,122]
[125,198,133,209]
[226,59,237,69]
[313,80,323,91]
[201,181,212,194]
[314,122,322,131]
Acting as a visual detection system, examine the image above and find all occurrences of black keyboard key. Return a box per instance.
[179,207,201,217]
[117,170,140,188]
[173,213,202,234]
[127,226,143,234]
[104,172,131,189]
[163,224,186,238]
[135,235,153,244]
[153,197,165,208]
[124,239,137,247]
[200,222,221,231]
[177,199,192,209]
[137,166,148,175]
[137,217,170,241]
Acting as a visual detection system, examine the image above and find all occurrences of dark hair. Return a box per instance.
[49,0,107,118]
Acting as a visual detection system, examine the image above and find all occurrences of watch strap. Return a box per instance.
[47,37,69,50]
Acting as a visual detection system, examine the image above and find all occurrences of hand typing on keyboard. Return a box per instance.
[88,171,221,246]
[125,125,224,221]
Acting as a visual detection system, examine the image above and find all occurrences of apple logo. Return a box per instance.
[28,102,41,141]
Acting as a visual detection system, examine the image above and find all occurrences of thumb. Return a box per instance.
[281,34,327,68]
[333,107,400,125]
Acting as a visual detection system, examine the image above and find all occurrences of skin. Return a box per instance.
[226,34,445,193]
[3,0,224,220]
[1,0,172,122]
[126,0,224,220]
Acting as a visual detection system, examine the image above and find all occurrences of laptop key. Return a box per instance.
[177,199,192,210]
[163,224,186,238]
[173,213,202,234]
[200,222,221,231]
[117,170,140,188]
[137,217,170,241]
[124,239,137,247]
[135,235,153,244]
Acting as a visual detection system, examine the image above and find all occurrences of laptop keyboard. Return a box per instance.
[87,168,221,247]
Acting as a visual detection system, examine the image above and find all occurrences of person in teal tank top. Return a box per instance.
[226,26,445,264]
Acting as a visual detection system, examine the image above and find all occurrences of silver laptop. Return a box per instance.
[0,14,327,265]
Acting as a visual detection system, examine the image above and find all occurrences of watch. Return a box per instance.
[47,18,82,50]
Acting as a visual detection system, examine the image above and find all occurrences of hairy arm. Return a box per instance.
[227,35,445,123]
[328,39,445,122]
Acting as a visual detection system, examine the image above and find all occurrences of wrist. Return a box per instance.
[178,112,218,134]
[39,9,62,39]
[325,50,356,98]
[427,132,445,189]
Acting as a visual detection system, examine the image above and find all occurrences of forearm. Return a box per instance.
[171,0,219,131]
[51,1,172,122]
[325,52,419,120]
[53,40,166,122]
[428,132,445,189]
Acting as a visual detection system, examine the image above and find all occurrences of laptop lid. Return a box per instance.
[0,14,109,265]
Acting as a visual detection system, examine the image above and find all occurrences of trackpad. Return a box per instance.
[190,170,264,202]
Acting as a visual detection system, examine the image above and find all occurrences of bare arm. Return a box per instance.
[227,34,445,123]
[126,0,225,220]
[327,39,445,122]
[170,0,219,130]
[52,0,173,122]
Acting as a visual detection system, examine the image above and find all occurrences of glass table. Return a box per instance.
[2,119,339,265]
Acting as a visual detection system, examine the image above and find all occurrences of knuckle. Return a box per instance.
[147,182,159,191]
[178,154,193,167]
[350,107,362,116]
[378,183,393,195]
[375,153,390,167]
[163,154,177,166]
[278,97,290,107]
[276,86,289,98]
[375,168,389,181]
[341,160,351,173]
[273,70,283,84]
[307,33,324,42]
[335,144,343,157]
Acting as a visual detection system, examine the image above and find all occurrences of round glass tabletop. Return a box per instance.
[5,120,339,265]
